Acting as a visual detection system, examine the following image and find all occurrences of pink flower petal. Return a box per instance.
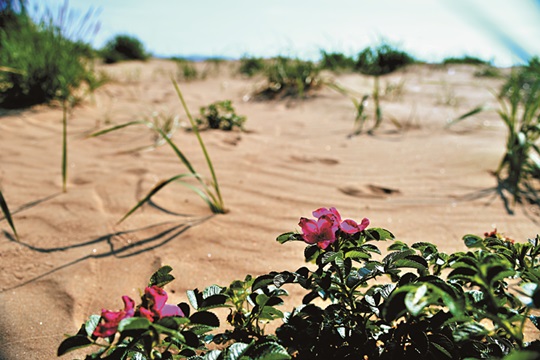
[341,219,360,234]
[93,296,135,338]
[160,304,184,317]
[358,218,370,231]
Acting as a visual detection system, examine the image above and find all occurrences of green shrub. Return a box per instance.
[355,43,415,76]
[60,208,540,359]
[442,55,490,66]
[196,100,246,131]
[255,56,321,100]
[319,50,355,72]
[0,9,96,108]
[238,55,265,77]
[101,34,149,64]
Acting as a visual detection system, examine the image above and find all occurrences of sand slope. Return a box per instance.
[0,60,538,359]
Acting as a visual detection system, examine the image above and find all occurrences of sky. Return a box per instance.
[36,0,540,67]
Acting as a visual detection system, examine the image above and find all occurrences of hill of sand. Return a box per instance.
[0,60,538,358]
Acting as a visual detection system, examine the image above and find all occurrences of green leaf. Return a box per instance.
[452,322,488,342]
[251,341,291,360]
[259,306,284,321]
[84,314,101,336]
[57,334,93,356]
[203,284,224,298]
[118,317,151,332]
[276,232,302,244]
[190,311,219,327]
[187,289,202,310]
[148,265,175,287]
[220,342,251,360]
[365,228,394,241]
[463,234,485,248]
[344,250,371,260]
[445,104,488,128]
[404,284,429,316]
[394,255,428,272]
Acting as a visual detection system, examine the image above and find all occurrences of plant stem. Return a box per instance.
[172,80,225,212]
[62,100,68,193]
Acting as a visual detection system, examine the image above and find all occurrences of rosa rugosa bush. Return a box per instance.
[59,208,540,359]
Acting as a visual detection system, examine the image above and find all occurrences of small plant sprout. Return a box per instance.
[60,208,540,359]
[90,79,226,221]
[195,100,246,131]
[0,189,19,240]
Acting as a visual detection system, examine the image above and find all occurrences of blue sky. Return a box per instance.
[39,0,540,66]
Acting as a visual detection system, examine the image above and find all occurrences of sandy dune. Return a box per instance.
[0,60,538,358]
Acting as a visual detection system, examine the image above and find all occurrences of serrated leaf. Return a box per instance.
[118,317,151,332]
[405,284,429,316]
[344,250,371,260]
[84,314,101,336]
[187,289,201,310]
[463,234,485,248]
[203,350,222,360]
[366,228,394,241]
[221,342,251,360]
[148,265,175,287]
[251,341,291,360]
[190,311,219,327]
[57,335,93,356]
[203,284,224,298]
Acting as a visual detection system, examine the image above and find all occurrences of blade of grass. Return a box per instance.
[117,173,201,224]
[88,120,147,137]
[445,105,488,128]
[62,100,68,192]
[171,79,225,211]
[0,189,19,240]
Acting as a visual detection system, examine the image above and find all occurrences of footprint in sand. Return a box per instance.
[339,184,401,199]
[290,155,340,165]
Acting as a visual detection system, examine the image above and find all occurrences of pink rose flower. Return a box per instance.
[93,295,135,338]
[299,215,336,249]
[312,207,342,232]
[340,218,370,234]
[139,285,184,322]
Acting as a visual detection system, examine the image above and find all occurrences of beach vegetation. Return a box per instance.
[90,80,226,220]
[353,43,415,133]
[59,208,540,359]
[319,50,355,72]
[255,56,321,100]
[196,100,246,131]
[442,55,490,66]
[0,189,18,240]
[101,34,149,64]
[238,55,265,77]
[174,58,199,81]
[448,57,540,206]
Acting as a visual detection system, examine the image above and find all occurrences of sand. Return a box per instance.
[0,60,538,359]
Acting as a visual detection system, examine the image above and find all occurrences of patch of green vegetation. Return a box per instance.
[174,58,199,81]
[319,50,355,72]
[0,1,99,108]
[101,34,149,64]
[442,55,490,66]
[196,100,246,131]
[255,56,321,100]
[238,55,265,77]
[355,43,415,76]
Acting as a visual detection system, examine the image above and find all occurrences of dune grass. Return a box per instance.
[319,50,355,72]
[448,58,540,206]
[0,189,18,240]
[255,56,321,100]
[90,80,226,221]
